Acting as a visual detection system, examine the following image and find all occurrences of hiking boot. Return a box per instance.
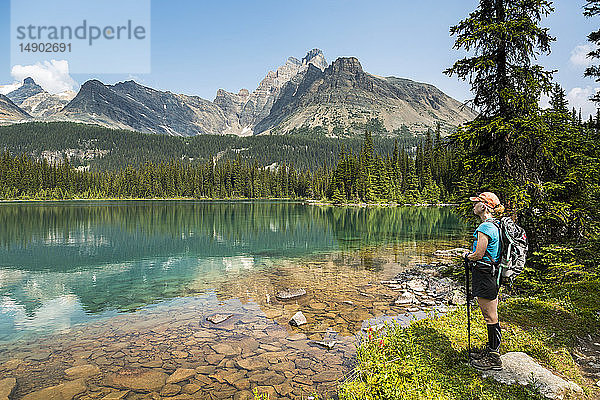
[469,344,491,360]
[470,350,502,370]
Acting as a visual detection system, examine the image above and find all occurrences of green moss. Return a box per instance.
[549,279,600,316]
[501,297,582,346]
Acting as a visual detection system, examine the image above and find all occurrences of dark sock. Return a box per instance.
[487,323,501,351]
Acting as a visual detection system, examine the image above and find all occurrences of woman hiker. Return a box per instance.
[465,191,504,370]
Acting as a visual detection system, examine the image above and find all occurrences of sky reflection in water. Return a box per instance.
[0,201,467,342]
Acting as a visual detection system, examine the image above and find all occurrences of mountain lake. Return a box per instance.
[0,200,469,399]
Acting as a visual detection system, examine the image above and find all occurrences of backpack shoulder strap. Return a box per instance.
[483,219,501,265]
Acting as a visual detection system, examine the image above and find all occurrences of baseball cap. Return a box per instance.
[469,192,500,208]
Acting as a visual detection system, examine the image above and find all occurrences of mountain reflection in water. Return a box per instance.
[0,201,467,342]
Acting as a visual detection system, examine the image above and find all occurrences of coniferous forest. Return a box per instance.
[0,121,416,171]
[0,118,455,203]
[0,123,451,203]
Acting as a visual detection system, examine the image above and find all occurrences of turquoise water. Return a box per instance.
[0,201,467,343]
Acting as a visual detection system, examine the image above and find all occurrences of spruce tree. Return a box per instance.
[444,0,554,118]
[444,0,596,247]
[359,130,376,202]
[331,185,345,205]
[445,0,555,222]
[584,0,600,103]
[434,123,442,151]
[549,83,569,113]
[403,158,421,204]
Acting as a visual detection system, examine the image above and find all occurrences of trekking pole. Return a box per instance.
[465,255,471,362]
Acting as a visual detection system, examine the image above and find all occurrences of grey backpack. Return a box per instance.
[491,217,528,285]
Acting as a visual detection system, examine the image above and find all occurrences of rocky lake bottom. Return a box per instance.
[0,241,467,400]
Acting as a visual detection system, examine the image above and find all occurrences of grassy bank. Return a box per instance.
[338,260,599,400]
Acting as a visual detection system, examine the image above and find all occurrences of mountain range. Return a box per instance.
[3,77,76,120]
[0,49,477,135]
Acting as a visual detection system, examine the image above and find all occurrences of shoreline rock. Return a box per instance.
[382,261,465,313]
[276,288,306,301]
[481,352,583,399]
[206,313,233,324]
[290,311,307,327]
[304,199,458,208]
[362,255,467,333]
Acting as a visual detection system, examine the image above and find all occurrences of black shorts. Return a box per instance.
[472,264,500,300]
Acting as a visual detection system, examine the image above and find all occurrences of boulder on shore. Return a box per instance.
[313,329,338,349]
[406,279,427,292]
[395,292,416,305]
[434,248,469,258]
[481,352,583,399]
[449,289,466,305]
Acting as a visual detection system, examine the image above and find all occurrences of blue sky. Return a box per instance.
[0,0,598,116]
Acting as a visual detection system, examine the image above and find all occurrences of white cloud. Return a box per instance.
[567,86,599,119]
[570,44,595,67]
[0,294,85,336]
[0,82,21,95]
[10,60,78,94]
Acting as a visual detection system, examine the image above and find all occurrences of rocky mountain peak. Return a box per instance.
[302,49,327,70]
[63,79,124,115]
[327,57,363,75]
[7,77,45,105]
[112,80,146,92]
[15,50,476,137]
[81,79,105,89]
[2,76,76,118]
[74,80,111,99]
[119,80,138,86]
[286,57,302,67]
[256,54,478,136]
[211,50,330,135]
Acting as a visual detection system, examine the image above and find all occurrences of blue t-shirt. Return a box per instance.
[472,220,500,263]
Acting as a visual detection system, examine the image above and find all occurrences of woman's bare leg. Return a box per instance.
[476,297,498,324]
[471,297,503,368]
